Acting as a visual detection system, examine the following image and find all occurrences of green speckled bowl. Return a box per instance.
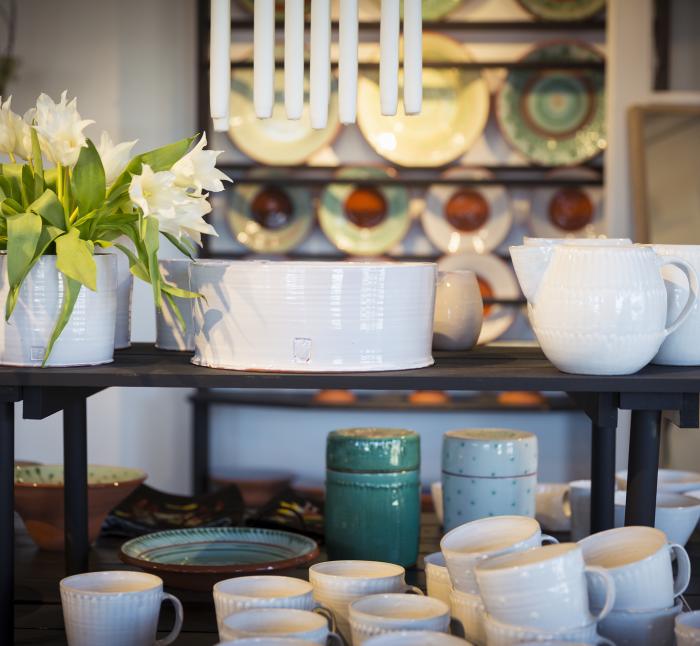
[120,527,320,590]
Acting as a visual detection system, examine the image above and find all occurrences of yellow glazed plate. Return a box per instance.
[357,33,489,167]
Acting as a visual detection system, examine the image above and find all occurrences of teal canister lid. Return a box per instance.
[326,428,420,472]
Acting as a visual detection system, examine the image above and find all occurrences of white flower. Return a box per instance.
[14,109,36,160]
[33,90,94,167]
[97,131,137,185]
[171,132,230,193]
[0,97,16,155]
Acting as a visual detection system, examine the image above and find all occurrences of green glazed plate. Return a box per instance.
[518,0,605,21]
[120,527,319,590]
[496,41,606,166]
[367,0,462,21]
[14,464,145,487]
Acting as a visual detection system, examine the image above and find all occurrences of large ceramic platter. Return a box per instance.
[496,41,606,166]
[438,254,520,344]
[357,33,489,167]
[518,0,606,21]
[120,527,319,590]
[319,167,410,256]
[530,167,604,238]
[423,168,513,254]
[229,68,340,166]
[366,0,462,21]
[227,174,314,254]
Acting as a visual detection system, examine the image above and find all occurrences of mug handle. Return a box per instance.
[596,637,616,646]
[670,543,691,598]
[313,605,337,633]
[541,534,559,545]
[404,584,425,595]
[584,566,616,623]
[658,256,699,336]
[154,592,184,646]
[327,631,346,646]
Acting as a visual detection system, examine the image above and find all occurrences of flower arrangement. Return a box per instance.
[0,91,228,363]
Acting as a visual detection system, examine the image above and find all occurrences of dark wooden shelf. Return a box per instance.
[225,60,605,71]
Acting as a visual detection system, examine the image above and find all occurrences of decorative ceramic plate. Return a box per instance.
[120,527,319,590]
[229,67,340,166]
[319,167,410,256]
[14,464,145,487]
[530,167,604,238]
[423,168,513,254]
[227,173,314,254]
[518,0,606,21]
[357,33,489,167]
[366,0,462,21]
[237,0,310,19]
[496,41,606,166]
[438,254,520,344]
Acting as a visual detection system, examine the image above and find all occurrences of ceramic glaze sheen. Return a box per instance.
[527,245,698,375]
[189,260,436,372]
[0,255,117,367]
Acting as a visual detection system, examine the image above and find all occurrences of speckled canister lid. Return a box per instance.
[442,429,537,478]
[327,428,420,472]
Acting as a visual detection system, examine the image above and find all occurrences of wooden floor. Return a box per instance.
[13,514,700,645]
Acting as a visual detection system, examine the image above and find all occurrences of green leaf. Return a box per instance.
[72,139,106,215]
[144,216,161,307]
[36,225,64,257]
[20,165,33,206]
[5,211,42,319]
[161,281,200,300]
[1,197,23,215]
[42,274,82,366]
[162,231,196,260]
[55,228,97,291]
[30,127,44,197]
[163,291,186,333]
[115,243,150,282]
[28,189,65,229]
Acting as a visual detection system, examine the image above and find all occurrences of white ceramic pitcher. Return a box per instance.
[510,243,698,375]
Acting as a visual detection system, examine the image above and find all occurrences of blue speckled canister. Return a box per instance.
[441,429,538,532]
[325,428,420,567]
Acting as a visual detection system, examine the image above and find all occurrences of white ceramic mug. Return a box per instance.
[483,613,614,646]
[309,560,423,642]
[676,610,700,646]
[220,608,342,645]
[535,483,571,532]
[568,479,592,541]
[475,543,616,632]
[423,552,451,607]
[599,600,683,646]
[430,482,443,526]
[60,571,183,646]
[433,270,483,351]
[440,515,557,594]
[349,594,450,645]
[449,588,485,646]
[363,631,469,645]
[579,526,690,611]
[213,575,321,638]
[616,468,700,493]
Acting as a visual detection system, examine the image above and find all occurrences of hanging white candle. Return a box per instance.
[310,0,331,130]
[380,0,400,116]
[210,0,231,132]
[254,0,275,119]
[339,0,359,124]
[403,0,422,115]
[285,0,305,120]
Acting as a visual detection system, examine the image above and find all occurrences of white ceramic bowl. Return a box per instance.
[450,588,486,646]
[220,608,336,645]
[189,260,437,372]
[598,600,682,646]
[423,552,451,607]
[616,468,700,493]
[613,491,700,545]
[363,631,471,645]
[483,613,602,646]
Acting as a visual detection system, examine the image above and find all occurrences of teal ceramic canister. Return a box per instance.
[441,429,538,532]
[325,428,420,567]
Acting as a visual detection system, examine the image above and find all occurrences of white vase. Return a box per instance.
[156,259,194,351]
[0,255,117,367]
[114,249,133,349]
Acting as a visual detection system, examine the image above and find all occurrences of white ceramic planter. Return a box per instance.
[189,260,437,372]
[156,259,194,351]
[114,249,133,349]
[0,255,117,367]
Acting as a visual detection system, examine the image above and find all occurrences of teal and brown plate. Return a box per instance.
[496,40,606,166]
[120,527,319,590]
[518,0,605,21]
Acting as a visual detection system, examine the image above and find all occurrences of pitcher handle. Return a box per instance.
[658,256,699,336]
[327,631,346,646]
[670,543,691,598]
[154,592,184,646]
[584,566,616,623]
[541,534,559,545]
[405,584,425,595]
[313,605,337,633]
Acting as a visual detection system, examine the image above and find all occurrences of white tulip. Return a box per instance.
[14,109,36,160]
[171,132,230,194]
[0,97,16,155]
[97,131,137,186]
[33,90,94,167]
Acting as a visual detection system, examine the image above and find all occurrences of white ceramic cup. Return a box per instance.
[433,270,483,351]
[568,479,592,541]
[309,560,423,642]
[616,468,700,493]
[614,490,700,545]
[535,482,571,532]
[578,526,690,611]
[676,610,700,646]
[349,594,450,645]
[430,481,444,526]
[156,258,194,351]
[475,543,616,632]
[450,588,486,646]
[216,640,316,646]
[599,600,683,646]
[483,613,612,646]
[363,631,470,645]
[220,608,342,645]
[213,575,320,638]
[423,552,451,607]
[440,515,557,594]
[60,571,183,646]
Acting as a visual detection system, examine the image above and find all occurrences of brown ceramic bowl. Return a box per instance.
[211,469,294,508]
[14,464,147,551]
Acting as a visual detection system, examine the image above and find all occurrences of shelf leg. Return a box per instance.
[625,409,661,527]
[64,397,88,574]
[590,421,616,533]
[192,390,210,496]
[0,401,14,644]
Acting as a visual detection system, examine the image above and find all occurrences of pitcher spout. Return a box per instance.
[509,245,553,305]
